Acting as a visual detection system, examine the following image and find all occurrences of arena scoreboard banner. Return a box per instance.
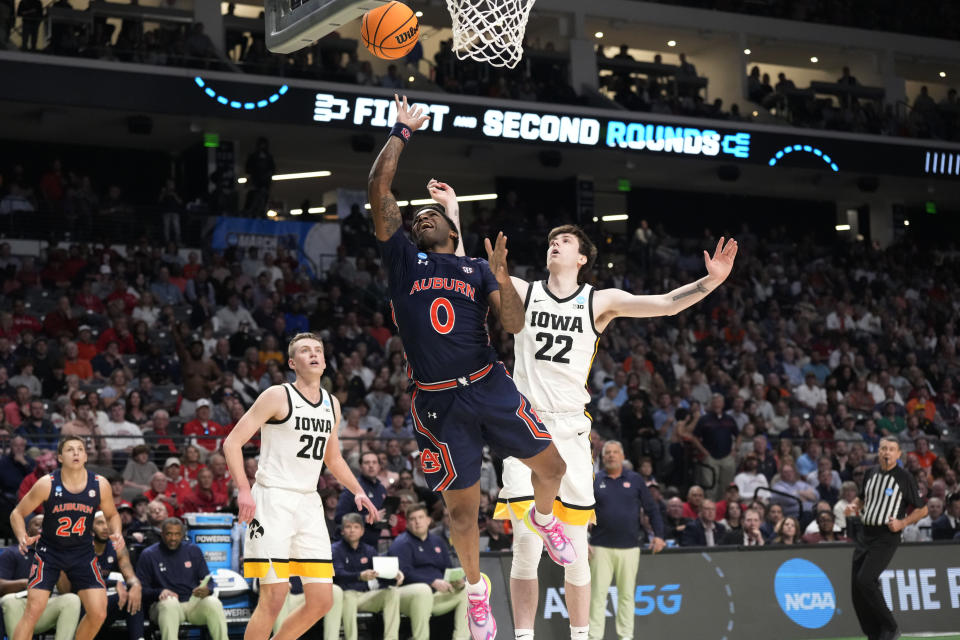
[211,216,340,275]
[482,543,960,639]
[2,55,960,180]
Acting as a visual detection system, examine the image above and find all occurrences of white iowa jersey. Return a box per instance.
[513,281,600,412]
[256,383,335,492]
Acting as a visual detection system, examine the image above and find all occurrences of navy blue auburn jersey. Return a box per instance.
[40,469,100,550]
[379,228,500,383]
[95,538,119,584]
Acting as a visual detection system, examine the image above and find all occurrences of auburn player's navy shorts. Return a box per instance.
[29,543,105,591]
[411,362,552,492]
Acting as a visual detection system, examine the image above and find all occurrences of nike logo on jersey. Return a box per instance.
[533,299,546,303]
[529,311,584,333]
[409,277,476,301]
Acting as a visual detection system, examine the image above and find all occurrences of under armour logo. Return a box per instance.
[418,259,428,265]
[427,412,437,419]
[249,518,265,540]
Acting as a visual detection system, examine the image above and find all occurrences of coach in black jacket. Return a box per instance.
[931,493,960,540]
[680,500,727,547]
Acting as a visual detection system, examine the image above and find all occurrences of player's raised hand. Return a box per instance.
[704,236,738,283]
[484,232,511,283]
[427,179,457,209]
[237,488,256,524]
[110,531,126,552]
[356,493,380,525]
[18,534,39,555]
[394,94,430,132]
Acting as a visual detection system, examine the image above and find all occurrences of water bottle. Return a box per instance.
[231,518,243,572]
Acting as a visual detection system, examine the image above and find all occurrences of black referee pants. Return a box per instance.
[851,529,899,640]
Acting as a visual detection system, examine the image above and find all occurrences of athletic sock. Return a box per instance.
[515,629,534,640]
[465,578,486,596]
[533,508,553,526]
[570,625,589,640]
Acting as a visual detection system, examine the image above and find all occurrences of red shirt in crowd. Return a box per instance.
[183,420,227,452]
[145,485,190,517]
[77,340,99,361]
[97,328,135,354]
[75,291,105,314]
[12,313,41,335]
[184,487,228,513]
[42,310,78,338]
[106,289,139,314]
[908,450,937,470]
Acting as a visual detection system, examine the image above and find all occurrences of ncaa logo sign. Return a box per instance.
[775,558,836,629]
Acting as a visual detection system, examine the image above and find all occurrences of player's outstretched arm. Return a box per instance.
[98,477,126,552]
[485,232,526,333]
[427,179,465,258]
[10,475,51,553]
[222,385,286,523]
[594,236,738,327]
[368,94,431,242]
[323,395,379,525]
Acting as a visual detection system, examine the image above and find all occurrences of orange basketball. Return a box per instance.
[361,1,420,60]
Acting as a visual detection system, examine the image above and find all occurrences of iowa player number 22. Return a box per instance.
[534,333,572,364]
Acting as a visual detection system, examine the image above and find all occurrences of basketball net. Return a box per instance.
[445,0,535,69]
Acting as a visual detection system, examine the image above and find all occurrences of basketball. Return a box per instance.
[361,1,420,60]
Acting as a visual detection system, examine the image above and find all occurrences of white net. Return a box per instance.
[445,0,536,69]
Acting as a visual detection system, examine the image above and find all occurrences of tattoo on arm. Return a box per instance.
[380,195,402,238]
[671,282,708,302]
[368,137,405,241]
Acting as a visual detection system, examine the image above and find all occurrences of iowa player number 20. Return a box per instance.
[296,434,327,460]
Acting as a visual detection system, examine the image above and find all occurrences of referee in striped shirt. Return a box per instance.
[846,436,927,640]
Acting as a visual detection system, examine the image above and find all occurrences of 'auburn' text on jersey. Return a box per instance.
[513,280,600,412]
[379,229,499,383]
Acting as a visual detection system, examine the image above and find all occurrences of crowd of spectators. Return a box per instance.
[745,66,960,142]
[0,169,958,561]
[604,48,960,143]
[6,1,957,141]
[644,0,960,41]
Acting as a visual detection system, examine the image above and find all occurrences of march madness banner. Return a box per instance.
[211,216,340,277]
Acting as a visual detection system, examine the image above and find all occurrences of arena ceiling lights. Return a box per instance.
[361,193,497,209]
[237,171,332,184]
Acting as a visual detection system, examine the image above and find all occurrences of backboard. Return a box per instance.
[264,0,392,54]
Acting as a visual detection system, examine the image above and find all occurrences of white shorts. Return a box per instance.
[495,411,595,526]
[243,484,333,584]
